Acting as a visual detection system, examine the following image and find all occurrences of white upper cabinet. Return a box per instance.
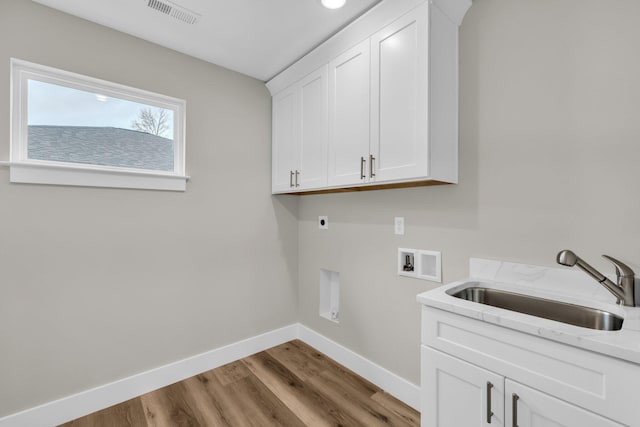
[370,5,429,183]
[299,67,329,190]
[268,0,471,194]
[272,86,299,193]
[328,39,371,187]
[272,66,328,193]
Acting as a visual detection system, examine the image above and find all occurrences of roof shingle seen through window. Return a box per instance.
[28,125,174,171]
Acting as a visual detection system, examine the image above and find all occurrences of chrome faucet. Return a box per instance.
[556,250,636,306]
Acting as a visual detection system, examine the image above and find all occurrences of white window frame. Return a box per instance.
[9,58,188,191]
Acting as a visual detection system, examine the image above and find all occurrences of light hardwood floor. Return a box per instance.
[60,340,420,426]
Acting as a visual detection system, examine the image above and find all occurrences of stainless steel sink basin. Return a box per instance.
[449,286,624,331]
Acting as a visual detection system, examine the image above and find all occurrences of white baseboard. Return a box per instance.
[0,323,419,426]
[298,325,421,411]
[0,324,299,427]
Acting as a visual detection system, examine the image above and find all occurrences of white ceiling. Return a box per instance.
[32,0,382,81]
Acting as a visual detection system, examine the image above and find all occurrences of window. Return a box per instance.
[10,59,188,191]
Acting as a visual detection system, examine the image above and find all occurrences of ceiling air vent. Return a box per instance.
[146,0,201,24]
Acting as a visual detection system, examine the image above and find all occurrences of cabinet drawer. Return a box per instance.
[422,306,639,426]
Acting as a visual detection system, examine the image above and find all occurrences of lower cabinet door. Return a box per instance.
[505,379,623,427]
[422,346,504,427]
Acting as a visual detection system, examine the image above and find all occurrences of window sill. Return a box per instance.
[5,162,189,191]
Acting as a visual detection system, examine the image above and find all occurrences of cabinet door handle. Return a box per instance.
[295,170,300,187]
[369,154,375,178]
[289,170,294,187]
[360,157,366,179]
[486,382,494,423]
[512,393,519,427]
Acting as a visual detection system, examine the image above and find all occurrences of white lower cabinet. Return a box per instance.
[505,380,623,427]
[422,347,624,427]
[419,304,639,427]
[422,346,504,426]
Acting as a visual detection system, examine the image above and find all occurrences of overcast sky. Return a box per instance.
[28,80,174,138]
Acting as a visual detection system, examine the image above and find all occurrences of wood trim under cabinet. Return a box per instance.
[281,180,452,195]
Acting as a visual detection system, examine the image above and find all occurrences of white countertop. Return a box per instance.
[417,258,640,365]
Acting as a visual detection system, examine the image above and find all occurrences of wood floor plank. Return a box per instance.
[212,359,251,386]
[243,351,363,427]
[283,340,344,372]
[371,391,420,426]
[140,382,208,427]
[139,386,178,427]
[307,368,411,427]
[266,341,327,381]
[241,352,331,427]
[180,375,234,426]
[287,340,382,396]
[192,370,263,426]
[60,340,420,427]
[226,373,307,426]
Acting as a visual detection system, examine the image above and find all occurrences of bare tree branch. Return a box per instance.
[131,108,170,137]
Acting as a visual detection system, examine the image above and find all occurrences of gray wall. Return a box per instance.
[298,0,640,385]
[0,0,298,417]
[3,0,640,418]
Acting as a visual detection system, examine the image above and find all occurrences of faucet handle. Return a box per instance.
[602,255,634,278]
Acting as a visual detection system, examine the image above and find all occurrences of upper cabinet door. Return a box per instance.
[298,66,328,190]
[272,86,300,193]
[272,66,328,193]
[370,4,429,183]
[328,39,371,187]
[270,0,465,194]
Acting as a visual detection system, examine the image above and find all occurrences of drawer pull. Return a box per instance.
[512,393,519,427]
[486,381,494,423]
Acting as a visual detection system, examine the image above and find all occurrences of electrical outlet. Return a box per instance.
[319,216,329,230]
[394,217,405,235]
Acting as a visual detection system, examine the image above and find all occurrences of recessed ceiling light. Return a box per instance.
[321,0,346,9]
